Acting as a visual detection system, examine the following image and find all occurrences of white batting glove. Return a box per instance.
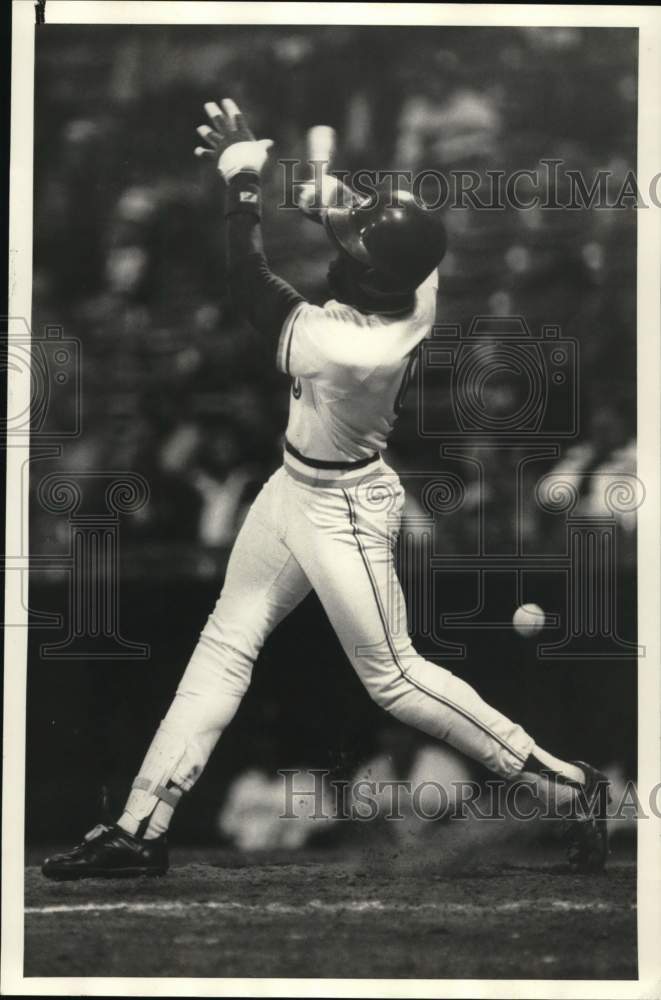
[194,99,273,181]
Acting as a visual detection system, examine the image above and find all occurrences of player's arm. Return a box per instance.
[195,100,305,340]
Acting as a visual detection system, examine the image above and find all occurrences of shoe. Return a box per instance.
[562,761,611,874]
[41,823,168,880]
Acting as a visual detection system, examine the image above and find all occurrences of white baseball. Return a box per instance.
[512,603,546,637]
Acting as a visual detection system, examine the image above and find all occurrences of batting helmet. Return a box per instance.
[325,186,446,292]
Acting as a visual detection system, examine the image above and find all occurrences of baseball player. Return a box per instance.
[43,100,610,880]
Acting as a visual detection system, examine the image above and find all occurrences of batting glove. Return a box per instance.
[194,99,273,180]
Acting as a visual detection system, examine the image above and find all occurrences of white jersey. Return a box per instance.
[275,269,438,463]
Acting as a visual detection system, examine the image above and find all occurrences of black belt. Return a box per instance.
[285,439,379,471]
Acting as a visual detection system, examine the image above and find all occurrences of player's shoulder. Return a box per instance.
[320,299,373,327]
[289,299,369,330]
[286,272,439,377]
[282,300,380,377]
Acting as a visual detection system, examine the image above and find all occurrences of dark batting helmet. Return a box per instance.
[325,186,447,293]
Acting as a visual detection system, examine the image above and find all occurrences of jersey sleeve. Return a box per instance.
[276,302,380,380]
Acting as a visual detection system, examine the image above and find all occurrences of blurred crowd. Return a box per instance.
[32,26,637,573]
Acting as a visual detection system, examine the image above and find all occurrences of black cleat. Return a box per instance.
[562,761,611,874]
[42,823,168,880]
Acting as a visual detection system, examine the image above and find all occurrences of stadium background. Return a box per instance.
[27,25,637,845]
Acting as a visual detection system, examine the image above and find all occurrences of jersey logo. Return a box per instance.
[239,191,258,203]
[292,377,302,399]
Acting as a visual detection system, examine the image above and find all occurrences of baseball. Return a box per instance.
[512,603,546,637]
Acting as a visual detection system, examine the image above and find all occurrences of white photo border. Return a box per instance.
[3,2,660,997]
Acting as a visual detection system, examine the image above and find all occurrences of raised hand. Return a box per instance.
[194,99,273,181]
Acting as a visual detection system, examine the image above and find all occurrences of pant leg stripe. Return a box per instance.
[341,490,527,767]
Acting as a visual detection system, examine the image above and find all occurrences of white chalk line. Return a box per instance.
[26,899,634,917]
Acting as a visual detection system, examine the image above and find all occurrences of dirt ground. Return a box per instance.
[24,830,636,982]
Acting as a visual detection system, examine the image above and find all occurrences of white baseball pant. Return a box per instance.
[124,461,534,822]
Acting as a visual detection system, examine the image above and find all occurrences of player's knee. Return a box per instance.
[203,603,267,666]
[202,607,261,660]
[361,667,403,713]
[182,626,255,702]
[360,653,455,725]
